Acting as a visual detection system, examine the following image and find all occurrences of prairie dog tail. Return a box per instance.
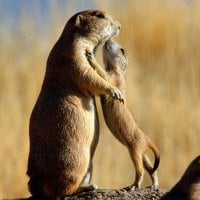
[148,141,160,172]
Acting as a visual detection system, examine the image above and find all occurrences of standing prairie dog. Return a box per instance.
[87,39,160,189]
[27,10,123,200]
[162,155,200,200]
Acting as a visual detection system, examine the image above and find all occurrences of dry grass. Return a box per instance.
[0,0,200,198]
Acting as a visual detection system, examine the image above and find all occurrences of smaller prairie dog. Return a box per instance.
[162,155,200,200]
[87,39,160,189]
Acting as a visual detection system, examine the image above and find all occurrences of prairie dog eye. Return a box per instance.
[95,13,106,18]
[120,48,125,55]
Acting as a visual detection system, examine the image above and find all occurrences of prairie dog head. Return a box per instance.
[103,39,128,73]
[63,10,121,45]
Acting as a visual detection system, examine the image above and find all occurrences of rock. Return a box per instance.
[63,186,167,200]
[2,187,167,200]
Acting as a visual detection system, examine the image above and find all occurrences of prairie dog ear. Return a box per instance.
[75,14,84,27]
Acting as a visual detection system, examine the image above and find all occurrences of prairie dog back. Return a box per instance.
[162,155,200,200]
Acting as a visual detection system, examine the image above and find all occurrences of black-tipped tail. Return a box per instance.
[149,142,160,172]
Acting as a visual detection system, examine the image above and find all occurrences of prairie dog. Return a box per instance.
[87,39,160,189]
[27,10,123,200]
[162,155,200,200]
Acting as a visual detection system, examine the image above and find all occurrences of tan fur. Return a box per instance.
[27,10,123,200]
[87,39,160,189]
[162,155,200,200]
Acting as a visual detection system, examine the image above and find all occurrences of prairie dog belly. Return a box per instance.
[61,96,97,151]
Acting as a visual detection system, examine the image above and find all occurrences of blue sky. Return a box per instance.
[0,0,195,35]
[0,0,97,33]
[0,0,194,26]
[0,0,96,18]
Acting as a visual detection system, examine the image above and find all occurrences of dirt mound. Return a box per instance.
[64,187,167,200]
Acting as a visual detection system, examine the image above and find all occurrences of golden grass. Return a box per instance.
[0,0,200,198]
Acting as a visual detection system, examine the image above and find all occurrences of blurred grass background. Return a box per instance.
[0,0,200,198]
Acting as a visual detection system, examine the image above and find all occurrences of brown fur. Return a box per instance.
[87,39,160,189]
[27,10,123,200]
[162,155,200,200]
